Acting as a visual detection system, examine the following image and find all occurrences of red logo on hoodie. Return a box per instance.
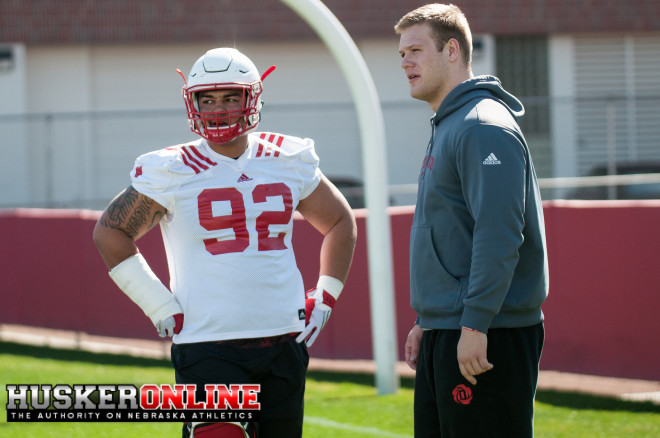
[420,155,434,176]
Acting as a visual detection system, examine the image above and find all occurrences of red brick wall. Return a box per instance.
[2,0,659,45]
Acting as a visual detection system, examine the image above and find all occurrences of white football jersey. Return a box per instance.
[130,132,322,344]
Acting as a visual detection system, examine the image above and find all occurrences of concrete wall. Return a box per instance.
[1,37,496,208]
[1,202,659,381]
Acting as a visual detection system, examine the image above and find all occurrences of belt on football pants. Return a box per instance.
[215,332,298,348]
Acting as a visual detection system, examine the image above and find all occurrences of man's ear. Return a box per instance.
[445,38,461,62]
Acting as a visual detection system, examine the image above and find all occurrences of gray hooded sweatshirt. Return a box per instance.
[410,75,549,333]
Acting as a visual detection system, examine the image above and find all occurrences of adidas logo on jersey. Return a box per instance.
[237,173,253,183]
[483,153,501,165]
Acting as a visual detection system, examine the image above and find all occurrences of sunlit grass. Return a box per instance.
[1,342,658,437]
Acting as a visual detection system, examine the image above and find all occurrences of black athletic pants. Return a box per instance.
[414,323,544,438]
[171,335,308,438]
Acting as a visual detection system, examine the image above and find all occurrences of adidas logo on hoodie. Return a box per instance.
[483,153,501,165]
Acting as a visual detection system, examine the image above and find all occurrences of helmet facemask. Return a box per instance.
[183,82,263,144]
[179,48,268,145]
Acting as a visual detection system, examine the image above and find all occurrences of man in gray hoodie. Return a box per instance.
[395,4,549,437]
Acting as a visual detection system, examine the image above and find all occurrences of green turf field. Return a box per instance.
[1,342,658,437]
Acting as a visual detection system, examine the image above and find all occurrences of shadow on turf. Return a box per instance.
[0,341,171,368]
[4,342,658,414]
[535,389,660,414]
[307,369,416,390]
[307,370,660,413]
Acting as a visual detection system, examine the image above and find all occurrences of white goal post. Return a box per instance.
[279,0,399,394]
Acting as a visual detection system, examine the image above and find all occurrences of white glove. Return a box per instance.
[156,313,184,338]
[296,276,343,347]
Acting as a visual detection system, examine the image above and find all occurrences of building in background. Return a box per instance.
[1,0,660,208]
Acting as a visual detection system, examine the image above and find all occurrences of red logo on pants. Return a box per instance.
[452,384,473,405]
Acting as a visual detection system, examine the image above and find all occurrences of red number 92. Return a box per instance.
[197,183,293,255]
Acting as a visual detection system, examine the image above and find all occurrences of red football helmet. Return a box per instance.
[180,48,265,144]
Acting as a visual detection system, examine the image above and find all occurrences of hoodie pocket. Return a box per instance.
[410,226,465,311]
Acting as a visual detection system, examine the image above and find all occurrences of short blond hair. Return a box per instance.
[394,3,472,68]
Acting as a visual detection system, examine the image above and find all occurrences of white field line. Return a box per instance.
[305,416,413,438]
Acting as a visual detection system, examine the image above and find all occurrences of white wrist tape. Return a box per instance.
[109,253,183,326]
[316,275,344,300]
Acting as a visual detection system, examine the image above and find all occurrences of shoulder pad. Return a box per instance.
[252,132,319,165]
[131,142,218,193]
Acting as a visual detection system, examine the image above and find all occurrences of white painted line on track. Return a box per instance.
[305,416,413,438]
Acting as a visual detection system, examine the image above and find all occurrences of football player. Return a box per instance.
[93,47,357,438]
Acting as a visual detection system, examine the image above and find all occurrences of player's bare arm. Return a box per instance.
[296,175,357,282]
[93,185,181,337]
[295,175,357,346]
[93,186,167,270]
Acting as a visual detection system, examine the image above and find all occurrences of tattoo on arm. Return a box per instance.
[100,186,164,239]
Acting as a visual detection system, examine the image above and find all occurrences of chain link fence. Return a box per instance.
[2,96,660,209]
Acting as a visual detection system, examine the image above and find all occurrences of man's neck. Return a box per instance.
[431,70,474,113]
[207,135,249,159]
